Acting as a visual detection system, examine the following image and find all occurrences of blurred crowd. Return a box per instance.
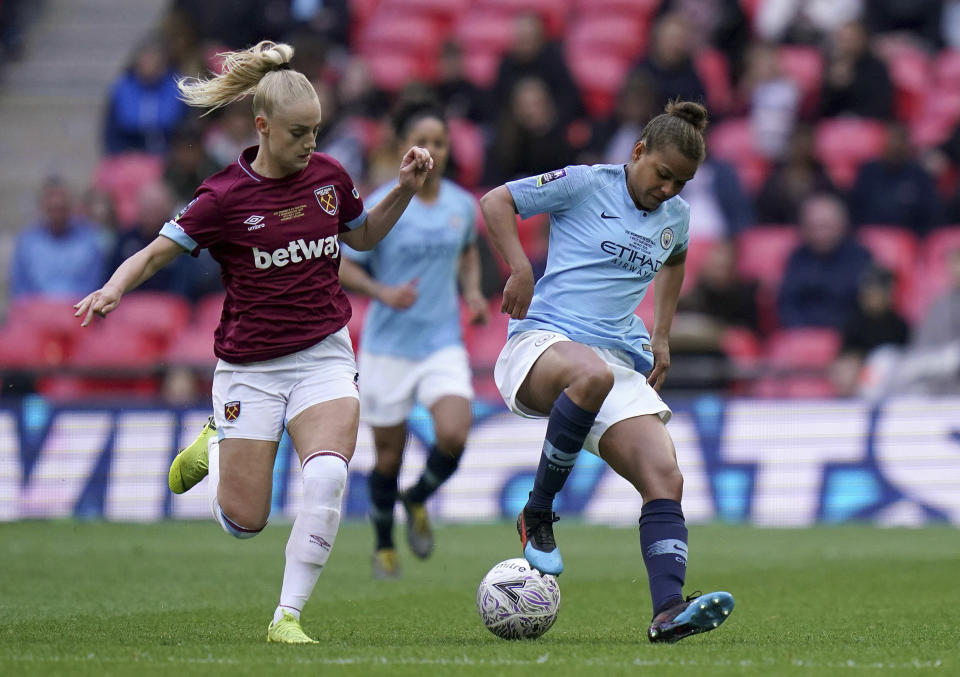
[4,0,960,402]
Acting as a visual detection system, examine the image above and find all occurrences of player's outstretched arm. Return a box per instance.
[338,257,418,309]
[480,186,533,320]
[647,249,686,390]
[342,146,433,251]
[74,235,186,326]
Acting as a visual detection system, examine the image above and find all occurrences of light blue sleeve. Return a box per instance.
[506,165,597,219]
[672,204,690,255]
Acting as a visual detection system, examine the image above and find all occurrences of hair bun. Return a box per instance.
[665,100,709,133]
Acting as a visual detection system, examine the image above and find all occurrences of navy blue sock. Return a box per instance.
[639,498,688,616]
[526,392,597,512]
[405,446,461,504]
[368,470,398,550]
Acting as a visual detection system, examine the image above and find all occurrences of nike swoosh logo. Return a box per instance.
[600,211,620,219]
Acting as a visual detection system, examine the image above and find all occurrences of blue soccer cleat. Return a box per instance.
[517,508,563,576]
[648,591,735,643]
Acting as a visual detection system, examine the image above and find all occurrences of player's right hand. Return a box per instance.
[378,280,418,309]
[501,268,534,319]
[74,285,122,327]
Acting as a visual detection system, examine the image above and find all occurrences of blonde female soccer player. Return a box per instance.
[74,41,433,644]
[481,100,735,643]
[339,101,488,579]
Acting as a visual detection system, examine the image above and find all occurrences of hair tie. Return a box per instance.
[272,62,292,71]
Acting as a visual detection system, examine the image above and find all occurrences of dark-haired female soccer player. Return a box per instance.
[74,41,433,644]
[339,101,487,579]
[480,100,735,643]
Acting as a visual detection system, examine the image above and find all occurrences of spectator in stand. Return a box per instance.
[831,265,909,397]
[945,0,960,48]
[160,8,205,77]
[849,122,940,235]
[104,39,188,155]
[630,13,706,114]
[586,71,659,166]
[675,239,760,345]
[738,41,800,160]
[338,57,390,120]
[819,20,894,120]
[436,41,490,125]
[313,79,365,180]
[866,0,944,49]
[492,12,582,128]
[164,125,221,205]
[755,125,838,224]
[78,187,120,258]
[288,0,350,51]
[756,0,863,45]
[678,156,754,239]
[485,77,574,185]
[204,101,258,167]
[655,0,750,79]
[171,0,291,50]
[778,193,873,328]
[108,181,194,298]
[9,178,104,300]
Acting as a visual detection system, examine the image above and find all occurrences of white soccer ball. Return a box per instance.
[476,558,561,640]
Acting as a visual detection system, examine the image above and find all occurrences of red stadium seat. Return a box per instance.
[69,323,164,369]
[695,49,733,116]
[573,0,659,18]
[680,237,717,293]
[461,50,501,89]
[721,326,762,368]
[568,52,631,118]
[708,118,770,193]
[855,226,919,317]
[453,10,515,56]
[164,327,217,369]
[465,299,509,370]
[764,328,841,369]
[345,293,370,353]
[914,226,960,319]
[478,0,568,37]
[875,37,931,123]
[778,46,823,115]
[564,15,647,61]
[194,292,225,335]
[814,119,888,190]
[933,49,960,89]
[448,118,485,188]
[0,323,68,369]
[106,292,192,353]
[362,50,433,91]
[735,226,800,288]
[358,13,440,54]
[93,153,164,227]
[378,0,468,23]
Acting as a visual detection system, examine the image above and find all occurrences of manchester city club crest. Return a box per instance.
[314,185,339,216]
[660,227,674,249]
[224,400,241,422]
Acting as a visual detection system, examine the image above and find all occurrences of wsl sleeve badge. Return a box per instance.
[314,185,339,216]
[536,169,566,187]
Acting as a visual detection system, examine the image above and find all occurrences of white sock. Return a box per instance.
[207,437,221,521]
[274,451,348,624]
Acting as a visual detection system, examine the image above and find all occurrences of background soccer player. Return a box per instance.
[480,100,735,643]
[339,101,488,579]
[73,41,434,644]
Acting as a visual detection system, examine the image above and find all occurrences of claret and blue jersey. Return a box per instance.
[506,164,690,373]
[342,178,477,359]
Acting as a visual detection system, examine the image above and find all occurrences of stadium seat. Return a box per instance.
[461,50,501,89]
[814,118,888,190]
[464,298,509,370]
[477,0,568,37]
[448,118,485,188]
[453,10,516,56]
[855,225,919,317]
[721,326,762,368]
[735,226,800,288]
[69,322,164,369]
[914,226,960,319]
[516,213,549,262]
[347,116,389,155]
[106,292,192,353]
[777,45,823,115]
[573,0,660,19]
[568,51,631,118]
[164,327,216,369]
[707,118,770,193]
[194,292,225,335]
[933,49,960,89]
[358,13,440,54]
[92,153,164,227]
[695,48,733,115]
[362,50,432,90]
[764,327,841,369]
[0,323,67,369]
[377,0,469,23]
[345,293,370,353]
[875,37,931,123]
[564,15,647,61]
[680,237,717,293]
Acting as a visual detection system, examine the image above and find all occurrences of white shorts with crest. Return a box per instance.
[494,330,671,455]
[212,326,359,442]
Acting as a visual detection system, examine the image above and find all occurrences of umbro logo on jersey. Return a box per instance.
[244,215,266,231]
[600,211,620,219]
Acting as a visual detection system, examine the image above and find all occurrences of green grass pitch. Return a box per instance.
[1,521,958,676]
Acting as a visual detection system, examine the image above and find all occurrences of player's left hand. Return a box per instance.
[464,293,489,325]
[646,336,671,391]
[398,146,434,193]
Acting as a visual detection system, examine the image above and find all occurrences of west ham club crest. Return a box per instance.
[314,185,339,216]
[224,401,241,422]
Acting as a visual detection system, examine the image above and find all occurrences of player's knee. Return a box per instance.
[374,451,403,477]
[434,426,468,455]
[574,363,615,398]
[215,501,267,539]
[647,467,683,501]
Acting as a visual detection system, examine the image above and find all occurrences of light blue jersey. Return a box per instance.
[342,178,477,359]
[506,164,690,373]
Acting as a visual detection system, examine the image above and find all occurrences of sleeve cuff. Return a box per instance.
[160,221,199,254]
[345,209,368,231]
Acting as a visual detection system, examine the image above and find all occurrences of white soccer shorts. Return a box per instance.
[212,326,359,442]
[357,345,474,427]
[494,329,671,455]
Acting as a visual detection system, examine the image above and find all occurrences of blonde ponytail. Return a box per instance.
[177,40,315,116]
